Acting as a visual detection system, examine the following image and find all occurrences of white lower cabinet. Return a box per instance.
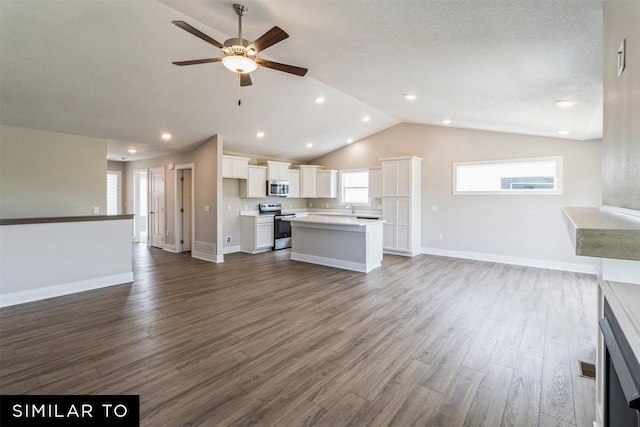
[383,198,412,253]
[240,215,274,253]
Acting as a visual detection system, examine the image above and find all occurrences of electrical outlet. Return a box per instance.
[432,205,438,212]
[438,234,444,240]
[166,230,170,236]
[93,207,99,214]
[226,236,231,244]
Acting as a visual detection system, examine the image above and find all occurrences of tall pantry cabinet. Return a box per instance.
[381,156,422,256]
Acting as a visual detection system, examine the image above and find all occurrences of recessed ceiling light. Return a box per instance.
[315,97,325,104]
[404,94,417,100]
[556,100,575,108]
[256,132,265,138]
[362,116,370,122]
[161,133,172,140]
[128,149,137,153]
[442,119,451,125]
[347,139,354,144]
[306,142,313,148]
[557,130,570,135]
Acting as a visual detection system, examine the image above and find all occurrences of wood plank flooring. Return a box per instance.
[0,245,598,426]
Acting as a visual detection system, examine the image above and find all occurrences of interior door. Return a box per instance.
[150,167,165,248]
[181,169,192,252]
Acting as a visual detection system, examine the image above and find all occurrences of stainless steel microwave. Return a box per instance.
[267,180,290,197]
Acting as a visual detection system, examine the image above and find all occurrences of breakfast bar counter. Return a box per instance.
[289,216,385,273]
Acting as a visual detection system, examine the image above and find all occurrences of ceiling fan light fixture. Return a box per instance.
[222,55,257,74]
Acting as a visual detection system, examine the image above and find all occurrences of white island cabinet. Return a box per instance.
[289,216,385,273]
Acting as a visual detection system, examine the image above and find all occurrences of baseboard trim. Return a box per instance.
[223,245,241,254]
[0,272,134,308]
[163,244,176,253]
[421,247,598,274]
[192,250,224,263]
[291,252,375,273]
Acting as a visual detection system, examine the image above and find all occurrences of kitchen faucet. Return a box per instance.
[346,205,355,214]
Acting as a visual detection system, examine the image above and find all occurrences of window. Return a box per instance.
[453,156,563,195]
[107,171,122,215]
[340,169,369,205]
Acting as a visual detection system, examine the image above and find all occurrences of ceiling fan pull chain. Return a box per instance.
[238,74,242,106]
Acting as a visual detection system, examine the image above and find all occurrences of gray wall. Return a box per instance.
[312,123,602,268]
[124,136,220,252]
[0,124,107,218]
[603,0,640,210]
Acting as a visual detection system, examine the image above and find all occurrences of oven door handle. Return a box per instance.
[599,317,640,410]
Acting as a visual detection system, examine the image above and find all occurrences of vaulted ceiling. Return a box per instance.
[0,0,604,162]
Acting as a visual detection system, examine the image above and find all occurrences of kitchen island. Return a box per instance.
[289,215,385,273]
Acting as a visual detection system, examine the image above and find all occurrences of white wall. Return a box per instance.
[312,123,603,271]
[0,124,107,218]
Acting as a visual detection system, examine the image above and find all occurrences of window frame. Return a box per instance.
[339,168,371,206]
[452,156,563,196]
[107,170,122,215]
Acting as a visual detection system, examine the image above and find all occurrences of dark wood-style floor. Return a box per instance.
[1,245,597,426]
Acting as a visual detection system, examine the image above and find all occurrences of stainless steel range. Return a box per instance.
[259,203,295,250]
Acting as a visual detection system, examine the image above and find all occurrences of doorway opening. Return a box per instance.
[133,169,148,243]
[175,164,195,254]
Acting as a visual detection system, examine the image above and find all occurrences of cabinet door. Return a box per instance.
[288,170,300,198]
[382,161,397,197]
[317,170,337,198]
[369,168,382,198]
[256,222,274,248]
[301,168,317,198]
[382,199,396,249]
[245,166,267,198]
[395,159,411,197]
[395,198,411,251]
[231,158,248,179]
[222,157,233,177]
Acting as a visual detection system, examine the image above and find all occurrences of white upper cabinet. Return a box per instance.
[369,167,382,199]
[296,165,324,198]
[264,161,291,181]
[317,170,338,198]
[222,155,250,179]
[382,158,416,197]
[288,169,301,198]
[240,165,267,198]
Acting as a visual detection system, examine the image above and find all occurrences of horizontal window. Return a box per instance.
[453,156,563,195]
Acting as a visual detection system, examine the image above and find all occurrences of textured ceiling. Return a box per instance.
[0,0,604,162]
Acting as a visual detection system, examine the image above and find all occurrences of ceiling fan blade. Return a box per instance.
[172,21,225,50]
[255,58,308,77]
[172,58,223,66]
[240,73,252,87]
[248,26,289,53]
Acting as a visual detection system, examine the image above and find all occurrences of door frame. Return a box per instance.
[174,163,195,254]
[150,166,165,249]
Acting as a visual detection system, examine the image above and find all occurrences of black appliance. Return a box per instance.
[258,203,295,250]
[600,299,640,427]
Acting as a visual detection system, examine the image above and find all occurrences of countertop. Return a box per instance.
[289,216,385,227]
[240,210,382,219]
[0,214,134,226]
[562,206,640,261]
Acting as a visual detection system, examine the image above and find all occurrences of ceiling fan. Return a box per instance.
[172,3,308,87]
